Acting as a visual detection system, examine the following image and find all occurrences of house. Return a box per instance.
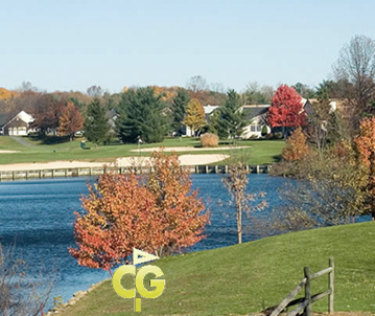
[0,110,36,136]
[242,105,271,138]
[106,109,118,134]
[183,105,219,137]
[242,99,337,139]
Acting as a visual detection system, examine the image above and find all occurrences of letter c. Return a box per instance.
[112,265,136,298]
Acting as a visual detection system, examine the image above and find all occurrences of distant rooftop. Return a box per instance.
[203,105,219,114]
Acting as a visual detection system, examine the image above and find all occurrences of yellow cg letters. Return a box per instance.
[112,249,165,312]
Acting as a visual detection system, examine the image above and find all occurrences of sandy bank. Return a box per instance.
[131,146,249,153]
[0,154,229,171]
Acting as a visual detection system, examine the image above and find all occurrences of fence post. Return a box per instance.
[304,267,312,316]
[329,257,334,313]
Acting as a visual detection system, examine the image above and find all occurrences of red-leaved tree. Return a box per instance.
[69,152,210,272]
[268,84,307,136]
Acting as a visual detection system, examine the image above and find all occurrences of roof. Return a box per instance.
[0,113,9,127]
[0,111,18,128]
[242,105,270,120]
[0,110,34,128]
[203,105,219,115]
[105,109,118,119]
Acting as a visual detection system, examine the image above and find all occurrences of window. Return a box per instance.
[257,125,261,132]
[250,124,256,132]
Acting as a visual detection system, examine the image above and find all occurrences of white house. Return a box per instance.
[0,110,36,136]
[242,105,271,138]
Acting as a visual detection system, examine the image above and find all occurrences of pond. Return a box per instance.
[0,174,365,304]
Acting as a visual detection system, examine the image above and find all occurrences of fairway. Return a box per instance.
[0,136,284,166]
[61,222,375,316]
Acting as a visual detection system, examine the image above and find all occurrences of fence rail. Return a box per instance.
[0,164,271,181]
[269,258,334,316]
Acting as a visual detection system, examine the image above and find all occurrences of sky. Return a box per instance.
[1,0,374,93]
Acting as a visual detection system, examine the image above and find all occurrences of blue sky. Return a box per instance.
[1,0,374,93]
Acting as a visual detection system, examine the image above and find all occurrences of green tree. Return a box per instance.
[292,82,316,99]
[220,89,247,141]
[171,89,190,134]
[84,98,110,147]
[116,87,168,143]
[183,98,206,136]
[207,109,227,138]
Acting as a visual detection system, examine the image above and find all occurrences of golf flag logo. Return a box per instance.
[112,249,165,312]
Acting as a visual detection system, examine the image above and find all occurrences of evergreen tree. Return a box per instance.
[171,89,190,134]
[116,87,168,143]
[84,98,110,147]
[207,109,227,138]
[220,89,247,140]
[183,98,206,136]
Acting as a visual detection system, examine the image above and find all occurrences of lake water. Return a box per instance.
[0,174,368,305]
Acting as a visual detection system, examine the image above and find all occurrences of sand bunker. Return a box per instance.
[131,146,249,153]
[0,154,229,171]
[116,154,229,167]
[0,150,20,153]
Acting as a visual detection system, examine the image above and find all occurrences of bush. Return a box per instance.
[261,125,268,137]
[274,132,283,139]
[70,152,209,270]
[200,133,219,147]
[282,127,309,161]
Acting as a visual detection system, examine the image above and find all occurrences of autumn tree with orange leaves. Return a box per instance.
[355,117,375,220]
[0,88,17,100]
[69,152,209,272]
[282,127,310,161]
[59,101,84,141]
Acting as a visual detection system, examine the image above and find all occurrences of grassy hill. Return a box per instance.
[0,136,284,165]
[61,222,375,316]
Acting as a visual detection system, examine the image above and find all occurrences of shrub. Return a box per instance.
[261,125,268,137]
[282,127,309,161]
[200,133,219,147]
[274,132,283,139]
[70,151,210,271]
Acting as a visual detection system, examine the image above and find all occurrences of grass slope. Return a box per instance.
[0,137,284,165]
[62,222,375,316]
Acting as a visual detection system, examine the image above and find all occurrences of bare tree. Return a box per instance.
[17,81,40,93]
[86,85,104,97]
[0,244,52,316]
[333,35,375,120]
[186,75,208,93]
[210,82,225,93]
[222,150,267,244]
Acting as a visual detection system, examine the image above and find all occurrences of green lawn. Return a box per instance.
[0,136,284,165]
[61,222,375,316]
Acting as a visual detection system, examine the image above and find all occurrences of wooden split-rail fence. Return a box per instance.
[0,164,271,181]
[269,258,334,316]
